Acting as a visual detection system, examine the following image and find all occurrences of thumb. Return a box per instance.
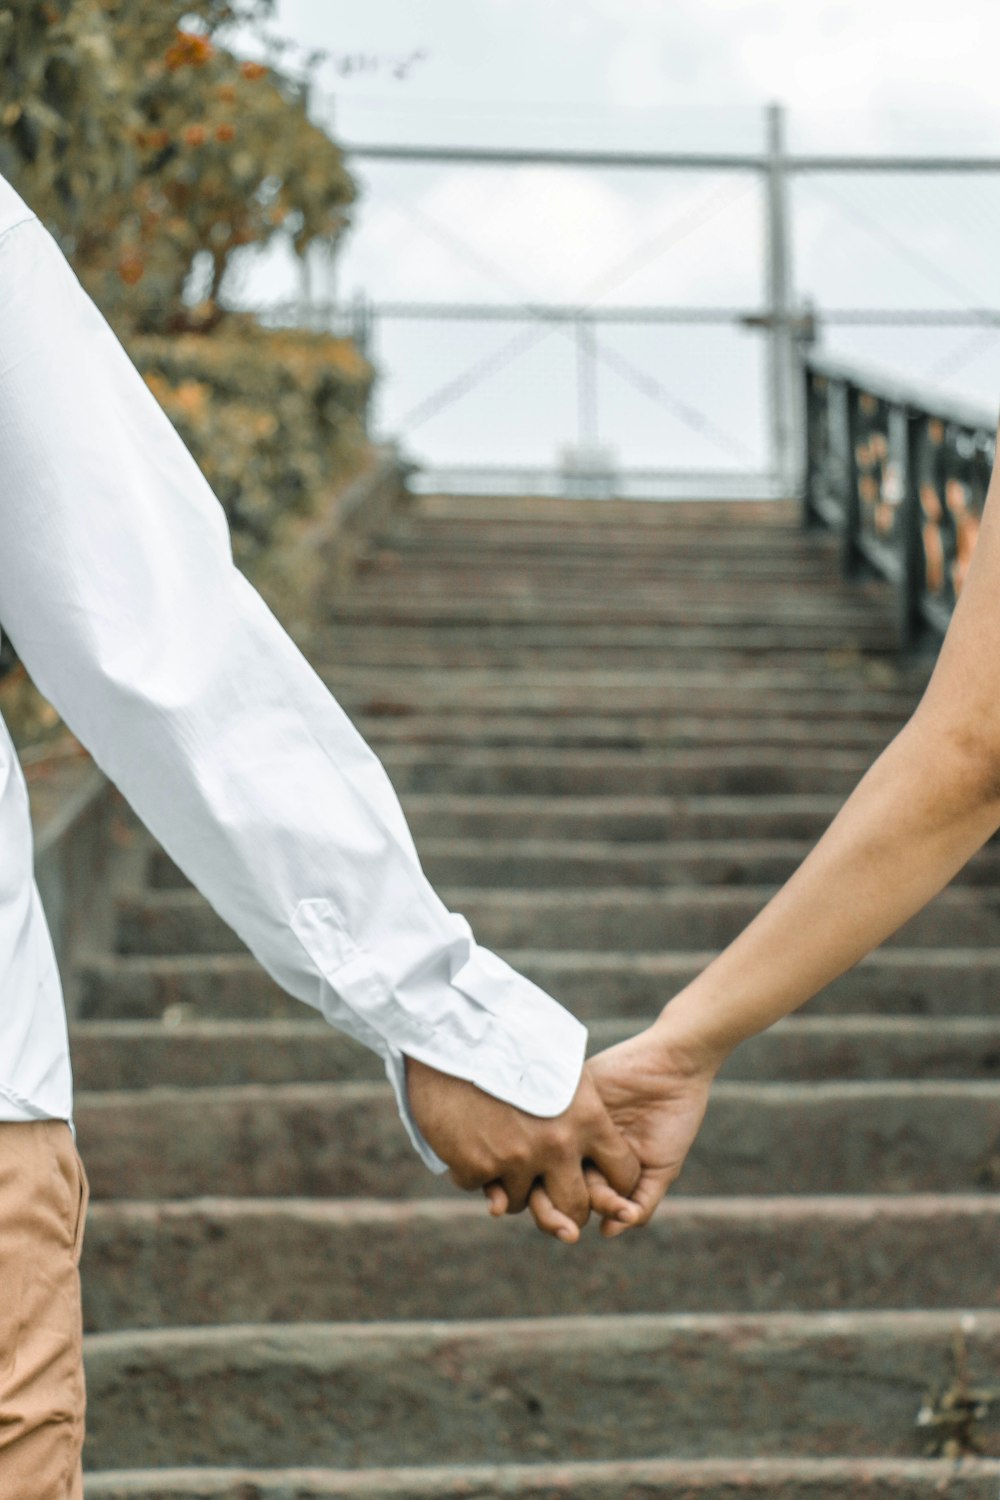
[599,1167,672,1237]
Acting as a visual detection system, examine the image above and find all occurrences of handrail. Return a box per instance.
[802,351,998,649]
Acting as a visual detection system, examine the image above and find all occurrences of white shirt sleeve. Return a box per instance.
[0,209,587,1172]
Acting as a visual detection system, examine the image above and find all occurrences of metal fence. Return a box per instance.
[237,102,1000,503]
[803,350,995,650]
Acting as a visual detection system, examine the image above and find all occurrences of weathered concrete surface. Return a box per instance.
[82,1313,1000,1469]
[81,1196,1000,1331]
[76,953,298,1021]
[80,1458,1000,1498]
[76,943,1000,1022]
[320,666,924,713]
[325,592,906,623]
[151,835,1000,896]
[322,622,898,657]
[79,493,1000,1494]
[72,1081,1000,1199]
[396,793,856,840]
[379,747,879,797]
[357,715,901,751]
[112,885,1000,957]
[68,1016,1000,1093]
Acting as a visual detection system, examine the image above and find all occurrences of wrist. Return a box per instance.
[650,987,734,1079]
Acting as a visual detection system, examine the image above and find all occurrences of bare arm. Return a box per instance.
[662,426,1000,1070]
[549,421,1000,1239]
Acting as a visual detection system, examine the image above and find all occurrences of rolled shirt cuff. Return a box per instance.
[383,946,590,1174]
[290,897,588,1175]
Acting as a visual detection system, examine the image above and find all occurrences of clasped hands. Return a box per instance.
[404,1019,719,1243]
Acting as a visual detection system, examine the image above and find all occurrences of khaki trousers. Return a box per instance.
[0,1120,89,1499]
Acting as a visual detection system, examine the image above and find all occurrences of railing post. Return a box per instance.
[802,363,820,528]
[898,414,927,653]
[765,102,796,497]
[842,383,864,579]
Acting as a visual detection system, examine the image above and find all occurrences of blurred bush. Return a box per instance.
[0,0,358,333]
[133,317,373,585]
[0,0,377,754]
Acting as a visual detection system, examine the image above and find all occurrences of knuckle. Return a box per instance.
[546,1121,576,1155]
[506,1136,532,1169]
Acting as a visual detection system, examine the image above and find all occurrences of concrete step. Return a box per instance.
[111,885,1000,957]
[411,494,796,521]
[150,836,839,891]
[73,1080,1000,1199]
[312,640,900,671]
[80,1312,1000,1469]
[327,590,894,622]
[80,1194,1000,1330]
[339,693,922,733]
[352,584,889,621]
[383,518,822,547]
[377,747,877,797]
[390,505,816,533]
[67,1017,1000,1094]
[150,836,1000,893]
[397,793,850,841]
[317,667,927,714]
[75,947,1000,1022]
[371,538,848,568]
[410,494,798,522]
[371,530,843,559]
[341,581,896,615]
[351,715,901,752]
[355,568,870,604]
[455,887,1000,952]
[411,494,800,522]
[322,623,896,656]
[381,542,834,563]
[75,953,297,1021]
[79,1457,1000,1499]
[345,558,889,587]
[451,888,1000,952]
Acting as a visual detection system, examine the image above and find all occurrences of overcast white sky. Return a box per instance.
[223,0,1000,488]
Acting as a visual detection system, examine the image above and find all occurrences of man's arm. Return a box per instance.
[0,205,638,1224]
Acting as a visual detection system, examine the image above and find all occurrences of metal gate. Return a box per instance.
[246,104,1000,503]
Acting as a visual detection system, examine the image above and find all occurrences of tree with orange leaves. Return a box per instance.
[0,0,357,334]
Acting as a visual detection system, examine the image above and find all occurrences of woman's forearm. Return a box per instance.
[657,715,1000,1071]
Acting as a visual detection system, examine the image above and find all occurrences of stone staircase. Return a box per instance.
[72,495,1000,1497]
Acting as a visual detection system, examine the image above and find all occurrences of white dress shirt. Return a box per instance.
[0,171,587,1172]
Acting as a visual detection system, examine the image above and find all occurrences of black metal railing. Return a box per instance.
[803,352,997,650]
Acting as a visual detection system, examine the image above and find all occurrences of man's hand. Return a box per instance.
[403,1053,642,1243]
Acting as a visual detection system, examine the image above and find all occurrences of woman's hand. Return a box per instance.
[482,1017,722,1239]
[583,1022,718,1236]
